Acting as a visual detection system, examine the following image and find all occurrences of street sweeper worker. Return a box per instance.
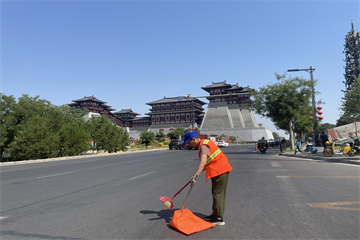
[183,131,232,226]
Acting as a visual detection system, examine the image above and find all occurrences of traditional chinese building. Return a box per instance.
[114,109,140,127]
[199,81,274,141]
[145,95,206,131]
[114,109,150,130]
[68,96,124,126]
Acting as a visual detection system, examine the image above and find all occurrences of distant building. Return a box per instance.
[145,95,206,132]
[114,109,150,131]
[67,96,124,126]
[199,81,273,141]
[68,81,274,141]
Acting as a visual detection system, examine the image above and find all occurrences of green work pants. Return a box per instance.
[211,172,229,219]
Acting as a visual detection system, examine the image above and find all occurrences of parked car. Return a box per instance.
[216,140,229,148]
[184,142,198,150]
[169,139,184,150]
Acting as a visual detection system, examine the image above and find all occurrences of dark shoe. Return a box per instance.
[204,213,215,221]
[209,217,225,226]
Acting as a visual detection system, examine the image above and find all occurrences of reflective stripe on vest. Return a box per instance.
[199,139,232,179]
[205,149,222,169]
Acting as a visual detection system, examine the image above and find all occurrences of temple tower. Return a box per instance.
[199,81,273,141]
[200,81,258,129]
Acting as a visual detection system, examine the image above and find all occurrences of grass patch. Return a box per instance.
[127,144,169,151]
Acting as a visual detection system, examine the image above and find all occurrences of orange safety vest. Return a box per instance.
[198,139,232,180]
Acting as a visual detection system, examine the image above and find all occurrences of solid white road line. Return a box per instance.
[0,216,8,221]
[129,171,155,180]
[37,171,75,179]
[270,161,282,167]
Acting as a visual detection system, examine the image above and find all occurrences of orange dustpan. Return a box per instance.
[170,185,215,235]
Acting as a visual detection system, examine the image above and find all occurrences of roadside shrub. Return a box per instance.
[159,142,164,147]
[164,141,169,145]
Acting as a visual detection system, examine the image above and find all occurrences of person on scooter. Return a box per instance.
[258,137,268,149]
[320,132,329,147]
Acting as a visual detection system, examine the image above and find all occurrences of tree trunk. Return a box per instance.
[289,119,294,150]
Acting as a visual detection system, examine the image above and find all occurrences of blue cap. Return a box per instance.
[183,131,198,146]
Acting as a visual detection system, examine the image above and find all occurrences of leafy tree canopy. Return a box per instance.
[140,130,155,149]
[318,123,336,133]
[167,126,186,140]
[343,22,360,91]
[337,75,360,126]
[248,73,319,148]
[155,131,166,142]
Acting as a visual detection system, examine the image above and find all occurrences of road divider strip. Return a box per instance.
[37,171,75,179]
[129,171,155,180]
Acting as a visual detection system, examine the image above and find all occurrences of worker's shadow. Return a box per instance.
[140,209,207,224]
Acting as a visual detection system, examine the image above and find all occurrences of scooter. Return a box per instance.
[304,143,317,154]
[323,140,335,157]
[259,144,267,154]
[341,139,360,157]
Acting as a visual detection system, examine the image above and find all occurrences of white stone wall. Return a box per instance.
[83,112,101,121]
[201,102,232,129]
[200,127,273,142]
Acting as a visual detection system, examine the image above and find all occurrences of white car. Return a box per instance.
[216,140,229,148]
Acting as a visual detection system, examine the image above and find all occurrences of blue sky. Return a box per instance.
[2,0,359,138]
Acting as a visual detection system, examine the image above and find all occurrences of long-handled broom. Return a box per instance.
[159,180,192,210]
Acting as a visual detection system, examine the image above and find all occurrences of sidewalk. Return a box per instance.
[277,146,360,165]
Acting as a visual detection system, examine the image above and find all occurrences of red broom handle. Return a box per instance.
[170,179,192,200]
[181,185,193,211]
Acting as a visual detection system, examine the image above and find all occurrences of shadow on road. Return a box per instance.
[140,209,208,224]
[140,209,211,236]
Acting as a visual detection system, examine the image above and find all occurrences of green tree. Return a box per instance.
[337,76,360,126]
[318,122,336,133]
[139,130,155,149]
[155,131,166,142]
[58,122,90,157]
[249,73,316,149]
[7,115,60,161]
[167,126,185,140]
[0,94,17,161]
[87,115,128,153]
[5,95,62,161]
[275,104,313,141]
[343,23,360,91]
[229,136,236,142]
[272,132,281,140]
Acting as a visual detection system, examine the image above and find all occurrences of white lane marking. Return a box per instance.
[129,171,155,180]
[334,162,360,167]
[37,171,75,179]
[0,216,7,220]
[270,161,282,167]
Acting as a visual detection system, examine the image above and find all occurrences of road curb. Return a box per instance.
[0,148,168,166]
[277,152,360,165]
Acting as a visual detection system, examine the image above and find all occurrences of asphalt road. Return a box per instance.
[1,145,359,240]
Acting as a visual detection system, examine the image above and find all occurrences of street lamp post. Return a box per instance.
[287,66,319,146]
[192,101,194,130]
